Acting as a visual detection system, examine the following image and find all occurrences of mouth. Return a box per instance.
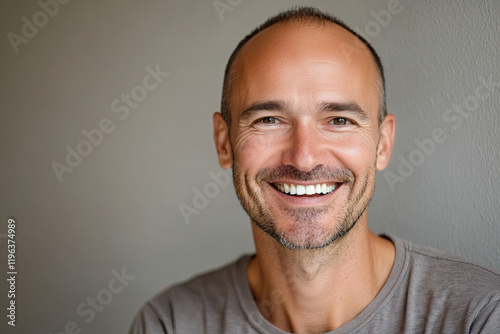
[272,182,340,196]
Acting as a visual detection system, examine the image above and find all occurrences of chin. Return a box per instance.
[254,207,360,250]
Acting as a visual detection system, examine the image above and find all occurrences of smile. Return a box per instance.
[272,182,339,196]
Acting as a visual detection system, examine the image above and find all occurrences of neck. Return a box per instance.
[247,216,395,333]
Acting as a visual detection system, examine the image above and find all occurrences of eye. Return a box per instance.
[330,117,349,125]
[258,116,279,124]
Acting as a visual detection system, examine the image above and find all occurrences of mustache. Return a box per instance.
[255,165,354,183]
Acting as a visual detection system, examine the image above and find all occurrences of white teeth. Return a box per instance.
[275,182,338,196]
[296,185,306,195]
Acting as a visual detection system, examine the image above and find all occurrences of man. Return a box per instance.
[130,7,500,333]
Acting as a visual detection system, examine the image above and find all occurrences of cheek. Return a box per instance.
[232,131,268,176]
[330,130,378,172]
[232,128,256,159]
[232,129,285,166]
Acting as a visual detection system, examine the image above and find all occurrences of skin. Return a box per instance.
[213,21,396,333]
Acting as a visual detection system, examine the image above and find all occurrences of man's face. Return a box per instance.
[214,22,394,249]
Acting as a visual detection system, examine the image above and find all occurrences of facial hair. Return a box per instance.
[232,163,376,250]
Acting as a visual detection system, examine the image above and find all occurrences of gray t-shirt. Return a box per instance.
[129,235,500,333]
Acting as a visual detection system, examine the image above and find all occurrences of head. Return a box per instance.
[213,7,395,250]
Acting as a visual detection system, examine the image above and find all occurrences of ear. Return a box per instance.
[213,112,233,168]
[376,113,396,171]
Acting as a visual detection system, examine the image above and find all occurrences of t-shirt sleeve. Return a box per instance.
[128,303,172,334]
[470,298,500,334]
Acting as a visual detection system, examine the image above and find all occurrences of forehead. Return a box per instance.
[229,21,380,117]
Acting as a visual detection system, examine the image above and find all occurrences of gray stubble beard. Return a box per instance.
[232,162,376,250]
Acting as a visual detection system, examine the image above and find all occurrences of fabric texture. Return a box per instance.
[129,235,500,333]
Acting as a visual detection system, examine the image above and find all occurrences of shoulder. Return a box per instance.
[129,255,253,334]
[153,255,246,309]
[403,238,500,291]
[386,235,500,332]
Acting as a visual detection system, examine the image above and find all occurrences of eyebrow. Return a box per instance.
[240,100,369,121]
[240,100,288,120]
[319,102,369,121]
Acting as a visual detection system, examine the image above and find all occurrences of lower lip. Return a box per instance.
[268,183,341,206]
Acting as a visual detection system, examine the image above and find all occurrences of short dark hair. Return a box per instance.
[220,6,387,131]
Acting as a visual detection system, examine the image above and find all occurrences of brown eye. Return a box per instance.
[260,117,277,124]
[331,117,348,125]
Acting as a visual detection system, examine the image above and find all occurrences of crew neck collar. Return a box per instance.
[231,234,409,333]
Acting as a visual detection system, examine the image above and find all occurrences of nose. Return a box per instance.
[281,121,326,172]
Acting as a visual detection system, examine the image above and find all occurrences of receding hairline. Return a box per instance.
[229,19,382,89]
[221,8,387,130]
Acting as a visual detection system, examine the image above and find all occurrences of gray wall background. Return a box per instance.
[1,0,499,333]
